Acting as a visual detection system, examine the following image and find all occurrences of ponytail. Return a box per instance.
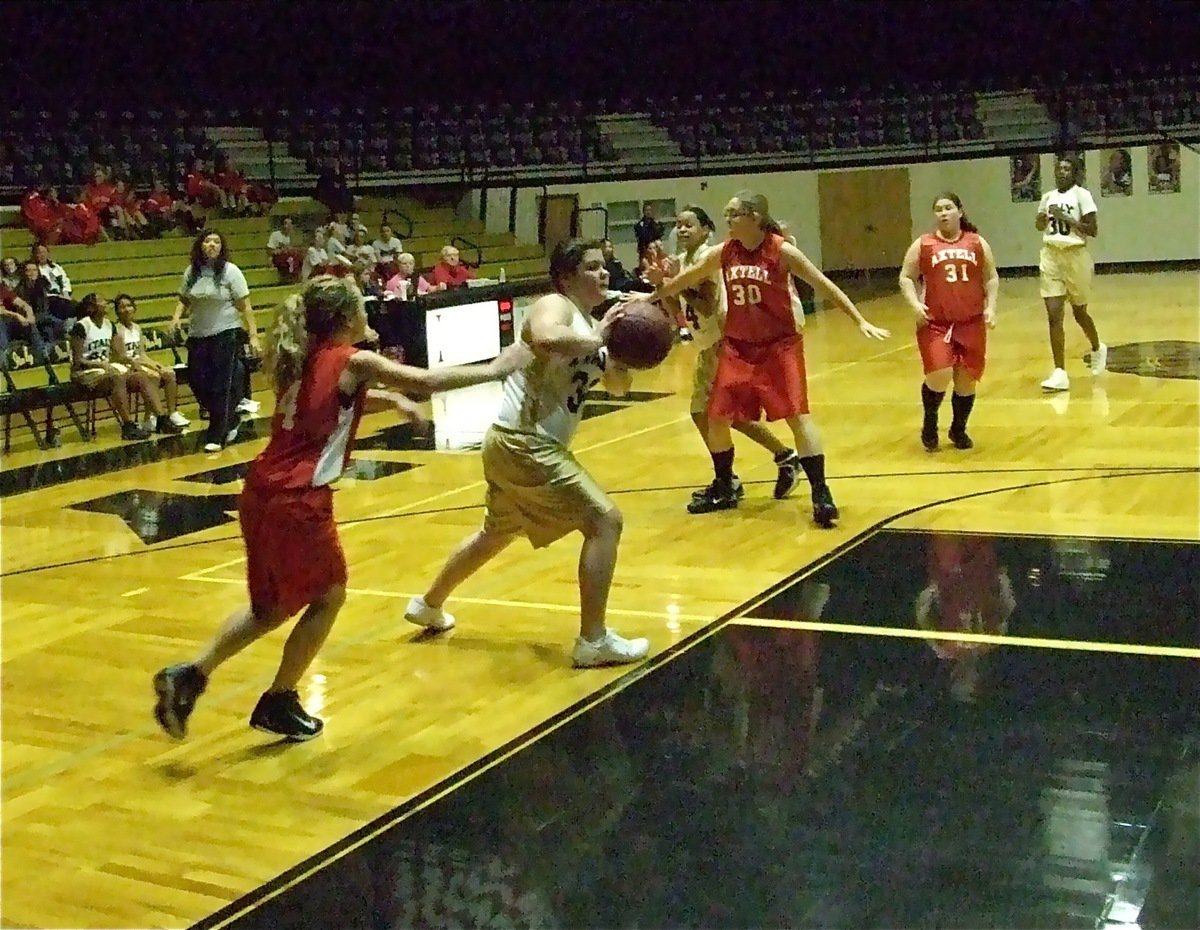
[265,293,309,395]
[264,275,366,394]
[732,189,782,236]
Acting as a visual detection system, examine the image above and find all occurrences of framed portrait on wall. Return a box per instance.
[1101,149,1133,197]
[1010,154,1041,202]
[1148,142,1181,194]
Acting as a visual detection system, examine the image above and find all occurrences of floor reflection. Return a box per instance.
[218,534,1198,930]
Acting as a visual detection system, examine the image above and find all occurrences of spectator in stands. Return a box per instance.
[142,176,187,236]
[428,245,475,290]
[383,252,431,300]
[70,293,151,441]
[600,238,636,291]
[637,239,670,289]
[32,243,74,321]
[170,230,260,452]
[302,227,329,280]
[82,166,122,240]
[348,212,369,239]
[267,217,305,281]
[111,294,187,433]
[21,187,64,245]
[0,277,42,367]
[324,224,354,276]
[345,228,377,271]
[634,203,664,259]
[372,223,404,279]
[327,212,351,244]
[356,265,385,301]
[185,157,227,215]
[15,258,66,345]
[214,156,251,216]
[114,179,150,238]
[0,257,19,290]
[315,157,354,215]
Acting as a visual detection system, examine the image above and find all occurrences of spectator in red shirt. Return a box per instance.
[21,187,64,245]
[427,245,475,291]
[141,177,187,236]
[83,167,122,239]
[214,157,251,216]
[114,179,150,238]
[185,158,227,212]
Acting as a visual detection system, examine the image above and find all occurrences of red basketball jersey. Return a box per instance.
[720,233,797,343]
[919,231,986,323]
[246,341,366,491]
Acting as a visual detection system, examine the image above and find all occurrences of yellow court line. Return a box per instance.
[731,616,1200,658]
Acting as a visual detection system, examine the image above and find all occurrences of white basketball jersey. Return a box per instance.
[494,297,607,447]
[76,317,113,364]
[116,321,142,357]
[1039,185,1097,248]
[675,243,726,350]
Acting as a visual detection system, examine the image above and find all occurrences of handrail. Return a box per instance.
[382,208,414,240]
[450,235,483,268]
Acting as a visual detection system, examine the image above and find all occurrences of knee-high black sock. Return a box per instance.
[711,449,735,482]
[951,392,975,432]
[799,453,826,487]
[922,384,945,430]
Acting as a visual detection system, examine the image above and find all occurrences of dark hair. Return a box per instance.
[114,293,136,310]
[932,192,978,233]
[549,237,604,293]
[680,204,716,233]
[186,229,228,289]
[78,293,102,315]
[731,190,783,236]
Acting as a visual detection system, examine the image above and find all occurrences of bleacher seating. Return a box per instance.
[1,196,546,451]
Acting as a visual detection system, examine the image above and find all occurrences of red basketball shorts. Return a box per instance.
[708,334,809,422]
[240,483,347,618]
[917,317,987,381]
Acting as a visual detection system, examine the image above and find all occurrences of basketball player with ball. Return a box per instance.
[659,204,805,513]
[650,191,890,527]
[404,239,655,667]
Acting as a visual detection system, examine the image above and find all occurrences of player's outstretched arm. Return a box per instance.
[650,245,723,302]
[781,242,890,340]
[898,239,929,324]
[347,341,532,395]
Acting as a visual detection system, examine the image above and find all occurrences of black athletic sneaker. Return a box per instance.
[921,426,939,452]
[249,690,324,741]
[947,427,973,450]
[687,478,740,514]
[811,483,839,528]
[153,663,208,739]
[773,451,803,499]
[690,475,745,502]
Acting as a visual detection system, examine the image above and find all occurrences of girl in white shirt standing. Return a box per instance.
[1035,157,1106,392]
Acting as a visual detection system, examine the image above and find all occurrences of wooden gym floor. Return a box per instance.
[1,270,1197,928]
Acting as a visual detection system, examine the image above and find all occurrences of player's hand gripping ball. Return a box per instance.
[605,299,675,370]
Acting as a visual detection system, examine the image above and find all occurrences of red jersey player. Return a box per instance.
[651,190,889,527]
[899,193,998,451]
[153,276,531,742]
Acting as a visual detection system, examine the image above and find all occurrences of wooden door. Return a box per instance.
[540,194,579,254]
[818,168,911,272]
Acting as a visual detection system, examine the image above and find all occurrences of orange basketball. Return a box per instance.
[606,300,675,369]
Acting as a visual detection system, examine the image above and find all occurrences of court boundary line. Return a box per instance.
[729,617,1200,658]
[3,463,1194,579]
[189,465,1194,930]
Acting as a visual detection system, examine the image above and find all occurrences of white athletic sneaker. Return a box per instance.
[404,596,456,632]
[202,441,221,453]
[168,411,190,428]
[226,424,240,444]
[237,398,261,414]
[571,629,650,668]
[1089,343,1108,376]
[1040,368,1070,392]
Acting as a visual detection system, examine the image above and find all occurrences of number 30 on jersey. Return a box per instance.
[729,282,762,306]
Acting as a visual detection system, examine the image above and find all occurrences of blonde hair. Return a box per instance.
[265,276,364,393]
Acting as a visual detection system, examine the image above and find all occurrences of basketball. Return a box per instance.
[606,300,675,370]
